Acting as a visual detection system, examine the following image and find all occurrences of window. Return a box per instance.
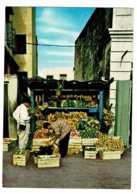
[60,74,67,80]
[15,34,26,54]
[6,22,13,48]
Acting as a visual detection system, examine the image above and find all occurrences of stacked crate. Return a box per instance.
[67,137,82,155]
[3,138,18,151]
[31,138,50,151]
[82,138,98,159]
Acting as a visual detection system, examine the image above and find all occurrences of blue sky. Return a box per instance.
[36,7,95,75]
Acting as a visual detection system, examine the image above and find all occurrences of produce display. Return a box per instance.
[80,117,101,138]
[47,111,88,131]
[59,95,98,108]
[95,135,124,151]
[103,108,115,129]
[14,148,28,155]
[33,128,54,138]
[3,138,13,143]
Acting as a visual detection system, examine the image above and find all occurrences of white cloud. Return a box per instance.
[45,50,74,57]
[43,59,73,64]
[38,26,79,39]
[36,8,73,28]
[38,38,75,46]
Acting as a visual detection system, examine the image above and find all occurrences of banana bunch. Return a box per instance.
[103,108,115,128]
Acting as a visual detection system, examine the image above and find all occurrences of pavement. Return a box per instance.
[2,146,131,190]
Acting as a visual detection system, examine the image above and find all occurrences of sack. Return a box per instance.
[19,124,26,131]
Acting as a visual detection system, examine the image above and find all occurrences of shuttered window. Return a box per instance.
[6,22,13,48]
[15,34,26,54]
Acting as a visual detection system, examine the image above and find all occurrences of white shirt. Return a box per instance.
[13,103,30,124]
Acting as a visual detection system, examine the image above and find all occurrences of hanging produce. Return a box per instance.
[100,107,115,133]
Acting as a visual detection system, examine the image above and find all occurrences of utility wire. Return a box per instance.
[5,39,92,48]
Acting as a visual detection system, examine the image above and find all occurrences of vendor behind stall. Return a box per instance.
[43,120,71,158]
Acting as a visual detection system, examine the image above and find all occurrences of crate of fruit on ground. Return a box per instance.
[95,135,124,160]
[99,149,122,160]
[80,117,100,146]
[37,154,61,168]
[84,146,97,159]
[32,129,51,151]
[3,138,18,151]
[13,149,30,166]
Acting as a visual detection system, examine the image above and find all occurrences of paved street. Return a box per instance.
[2,146,131,190]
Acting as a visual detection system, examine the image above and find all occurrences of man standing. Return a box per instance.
[13,98,31,149]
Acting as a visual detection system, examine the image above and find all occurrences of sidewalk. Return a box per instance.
[2,146,131,189]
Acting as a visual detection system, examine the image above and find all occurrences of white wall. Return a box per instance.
[39,67,74,80]
[109,8,134,114]
[4,74,18,138]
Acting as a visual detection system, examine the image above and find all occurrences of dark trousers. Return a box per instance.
[59,132,70,157]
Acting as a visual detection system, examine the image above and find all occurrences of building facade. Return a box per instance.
[74,8,133,145]
[4,7,38,138]
[74,8,133,111]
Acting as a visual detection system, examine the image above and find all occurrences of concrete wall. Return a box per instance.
[109,8,134,114]
[74,8,133,111]
[74,8,113,81]
[4,74,18,138]
[11,7,37,78]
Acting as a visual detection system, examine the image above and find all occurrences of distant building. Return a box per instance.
[4,7,38,138]
[40,67,74,81]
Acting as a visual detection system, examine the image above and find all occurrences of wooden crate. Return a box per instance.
[99,150,121,160]
[68,137,82,146]
[32,138,50,145]
[32,138,50,151]
[3,138,18,151]
[84,147,97,159]
[37,154,60,168]
[33,155,38,164]
[95,147,103,153]
[31,145,40,151]
[81,138,98,146]
[13,151,30,166]
[84,150,97,159]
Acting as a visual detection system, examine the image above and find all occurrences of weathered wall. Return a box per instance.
[10,7,37,78]
[74,8,113,81]
[4,74,18,138]
[108,8,134,114]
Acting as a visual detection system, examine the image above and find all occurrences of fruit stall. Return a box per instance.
[25,77,110,132]
[9,77,124,167]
